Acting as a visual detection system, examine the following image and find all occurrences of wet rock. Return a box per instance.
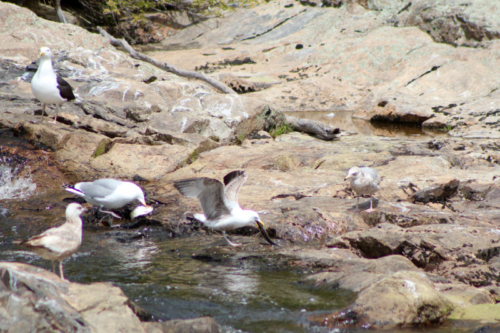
[143,317,220,333]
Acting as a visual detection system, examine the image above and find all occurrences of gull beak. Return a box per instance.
[344,175,351,181]
[40,51,45,56]
[256,220,277,246]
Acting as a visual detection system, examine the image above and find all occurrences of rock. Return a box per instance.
[411,179,460,204]
[0,262,220,333]
[352,270,453,328]
[218,73,256,94]
[303,256,454,328]
[125,101,160,122]
[449,304,500,324]
[395,0,500,47]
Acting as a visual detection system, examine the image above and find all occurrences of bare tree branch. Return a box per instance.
[97,27,236,95]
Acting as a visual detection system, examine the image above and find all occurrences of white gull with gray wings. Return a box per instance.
[174,170,276,246]
[64,179,152,218]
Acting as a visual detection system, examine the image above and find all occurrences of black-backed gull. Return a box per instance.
[31,47,75,124]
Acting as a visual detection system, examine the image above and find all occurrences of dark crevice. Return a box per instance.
[240,10,307,41]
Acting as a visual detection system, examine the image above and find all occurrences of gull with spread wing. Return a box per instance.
[174,170,276,246]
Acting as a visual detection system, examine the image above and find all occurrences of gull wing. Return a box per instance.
[22,227,77,254]
[361,167,381,185]
[56,76,75,101]
[174,177,231,221]
[223,170,247,208]
[75,179,122,199]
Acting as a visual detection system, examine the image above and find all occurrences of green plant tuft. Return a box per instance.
[270,123,294,138]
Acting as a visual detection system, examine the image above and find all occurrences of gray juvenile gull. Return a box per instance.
[345,166,381,212]
[17,203,86,280]
[31,47,75,124]
[174,170,276,246]
[64,179,152,218]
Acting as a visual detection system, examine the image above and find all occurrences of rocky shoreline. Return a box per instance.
[1,0,500,332]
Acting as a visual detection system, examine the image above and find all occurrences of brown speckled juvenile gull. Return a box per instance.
[174,170,276,247]
[18,203,86,280]
[345,166,381,212]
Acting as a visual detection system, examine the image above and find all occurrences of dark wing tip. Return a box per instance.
[57,76,76,101]
[173,179,188,193]
[223,170,246,186]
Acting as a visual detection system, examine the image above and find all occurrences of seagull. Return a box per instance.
[31,46,75,124]
[17,203,86,280]
[345,166,381,212]
[64,179,152,218]
[174,170,276,247]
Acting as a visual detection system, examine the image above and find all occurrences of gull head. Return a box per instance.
[122,182,147,206]
[66,203,86,219]
[40,47,53,60]
[345,166,361,181]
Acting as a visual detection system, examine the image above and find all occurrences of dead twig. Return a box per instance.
[97,27,236,94]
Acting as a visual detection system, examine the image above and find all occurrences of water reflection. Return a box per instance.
[224,269,259,294]
[286,111,447,138]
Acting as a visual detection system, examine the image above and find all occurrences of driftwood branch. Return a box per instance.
[97,27,236,95]
[286,116,340,140]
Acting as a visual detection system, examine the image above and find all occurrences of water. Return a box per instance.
[0,203,355,332]
[285,111,447,138]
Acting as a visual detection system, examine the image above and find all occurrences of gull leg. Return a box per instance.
[356,196,360,210]
[59,260,65,280]
[50,104,59,124]
[51,260,56,273]
[40,103,46,122]
[99,208,122,219]
[365,196,376,213]
[223,231,241,247]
